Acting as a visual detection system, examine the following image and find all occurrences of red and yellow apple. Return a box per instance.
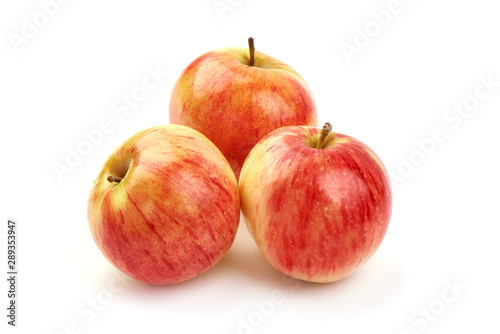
[239,123,392,283]
[169,38,318,179]
[87,125,240,285]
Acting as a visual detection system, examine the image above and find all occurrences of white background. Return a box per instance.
[1,0,499,333]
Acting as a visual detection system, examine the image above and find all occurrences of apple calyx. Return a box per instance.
[316,122,333,149]
[248,37,255,66]
[107,175,123,183]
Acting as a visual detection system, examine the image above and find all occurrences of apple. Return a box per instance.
[239,123,392,283]
[87,125,240,285]
[169,37,318,179]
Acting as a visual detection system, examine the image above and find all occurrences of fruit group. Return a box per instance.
[239,123,392,283]
[87,125,240,285]
[169,38,317,179]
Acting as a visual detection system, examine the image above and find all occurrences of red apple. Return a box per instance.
[169,38,318,179]
[239,123,392,283]
[87,125,240,285]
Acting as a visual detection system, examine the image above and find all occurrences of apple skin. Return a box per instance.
[87,125,240,285]
[169,46,318,179]
[239,125,392,283]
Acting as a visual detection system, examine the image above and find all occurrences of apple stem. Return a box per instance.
[107,175,123,183]
[248,37,255,66]
[316,122,333,149]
